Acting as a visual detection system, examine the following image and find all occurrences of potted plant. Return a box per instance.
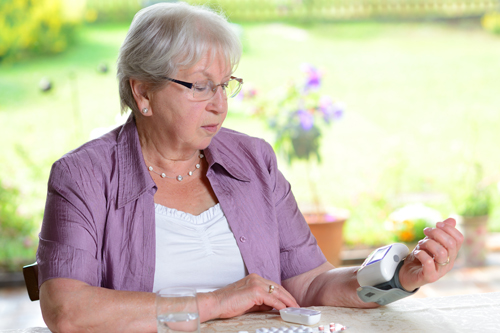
[247,64,347,265]
[453,162,496,267]
[384,203,443,247]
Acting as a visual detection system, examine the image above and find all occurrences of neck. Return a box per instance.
[136,117,201,175]
[146,152,204,182]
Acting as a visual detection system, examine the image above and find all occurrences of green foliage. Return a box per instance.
[0,179,38,271]
[457,185,494,217]
[186,0,498,23]
[0,0,81,63]
[343,192,395,247]
[482,11,500,35]
[453,163,495,217]
[85,0,140,23]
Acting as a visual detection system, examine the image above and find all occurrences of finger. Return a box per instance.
[267,293,288,310]
[423,225,461,260]
[249,275,298,308]
[436,221,464,248]
[417,237,449,265]
[245,304,272,314]
[253,289,288,311]
[442,217,457,227]
[413,249,440,283]
[264,284,299,308]
[253,303,279,313]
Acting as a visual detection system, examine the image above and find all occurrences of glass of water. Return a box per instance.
[156,287,200,333]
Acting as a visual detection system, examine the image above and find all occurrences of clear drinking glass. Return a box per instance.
[156,287,200,333]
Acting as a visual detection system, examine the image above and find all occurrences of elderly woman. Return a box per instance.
[37,2,463,332]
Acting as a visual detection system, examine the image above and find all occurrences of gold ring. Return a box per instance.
[436,257,450,266]
[268,285,275,294]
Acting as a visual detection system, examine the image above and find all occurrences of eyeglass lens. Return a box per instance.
[192,78,241,101]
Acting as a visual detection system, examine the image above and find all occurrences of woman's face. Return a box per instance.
[149,52,231,152]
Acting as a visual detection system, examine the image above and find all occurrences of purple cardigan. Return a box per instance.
[37,116,325,291]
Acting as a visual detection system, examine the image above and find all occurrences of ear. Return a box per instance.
[130,78,153,116]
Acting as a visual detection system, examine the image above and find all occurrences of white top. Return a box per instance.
[152,203,247,293]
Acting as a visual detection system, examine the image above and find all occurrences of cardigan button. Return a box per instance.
[239,236,247,243]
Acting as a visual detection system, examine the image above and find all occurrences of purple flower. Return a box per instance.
[297,109,314,130]
[300,63,321,92]
[319,96,343,123]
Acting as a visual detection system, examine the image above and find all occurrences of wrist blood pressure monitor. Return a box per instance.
[356,243,419,305]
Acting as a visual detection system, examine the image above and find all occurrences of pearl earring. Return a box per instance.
[142,108,148,114]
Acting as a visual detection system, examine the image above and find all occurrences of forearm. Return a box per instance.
[301,266,379,309]
[40,278,157,333]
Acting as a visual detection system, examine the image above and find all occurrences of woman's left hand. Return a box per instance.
[398,217,464,292]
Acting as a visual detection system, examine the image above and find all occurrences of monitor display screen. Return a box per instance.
[367,245,391,265]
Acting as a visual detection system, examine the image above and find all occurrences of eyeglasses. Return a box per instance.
[162,76,243,102]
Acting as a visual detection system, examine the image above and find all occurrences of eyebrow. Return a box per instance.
[200,70,232,81]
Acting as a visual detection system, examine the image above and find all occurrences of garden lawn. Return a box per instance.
[234,20,500,245]
[1,20,499,249]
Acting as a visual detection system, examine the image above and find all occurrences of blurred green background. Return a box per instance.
[1,0,500,271]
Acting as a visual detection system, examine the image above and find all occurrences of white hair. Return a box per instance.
[117,2,242,114]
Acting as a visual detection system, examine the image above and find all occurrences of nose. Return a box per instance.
[212,83,228,98]
[207,84,227,114]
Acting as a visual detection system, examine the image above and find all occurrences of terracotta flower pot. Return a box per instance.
[303,208,349,267]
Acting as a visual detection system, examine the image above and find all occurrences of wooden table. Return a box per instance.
[3,292,500,333]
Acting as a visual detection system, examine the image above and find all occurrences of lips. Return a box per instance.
[201,124,218,133]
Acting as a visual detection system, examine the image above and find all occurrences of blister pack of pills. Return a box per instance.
[237,323,348,333]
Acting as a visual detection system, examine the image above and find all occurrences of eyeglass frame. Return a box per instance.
[161,75,243,101]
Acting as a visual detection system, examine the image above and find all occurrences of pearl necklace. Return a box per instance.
[147,153,204,182]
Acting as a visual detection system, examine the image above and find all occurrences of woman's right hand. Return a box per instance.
[199,273,299,321]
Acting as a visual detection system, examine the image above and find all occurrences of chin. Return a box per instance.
[198,137,214,150]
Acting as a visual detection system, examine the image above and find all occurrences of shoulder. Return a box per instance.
[50,127,121,184]
[207,128,278,181]
[212,127,274,157]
